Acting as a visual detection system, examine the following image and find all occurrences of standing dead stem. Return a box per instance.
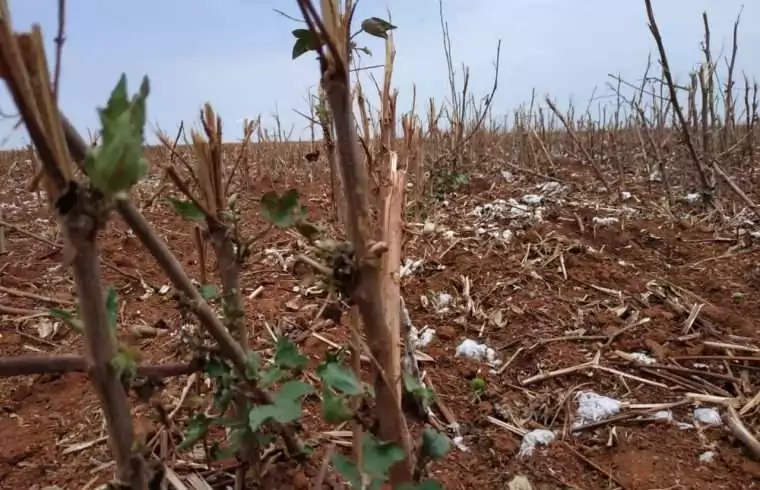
[296,0,414,483]
[0,10,147,487]
[57,112,304,457]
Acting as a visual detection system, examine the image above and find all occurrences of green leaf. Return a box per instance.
[355,45,372,56]
[269,401,303,424]
[258,366,284,388]
[228,425,249,449]
[276,380,314,404]
[221,294,245,322]
[291,28,321,59]
[470,377,486,393]
[177,414,211,451]
[403,372,435,408]
[213,387,234,413]
[105,287,118,332]
[248,381,312,431]
[396,481,444,490]
[260,189,302,227]
[321,388,354,424]
[361,434,405,480]
[244,351,261,381]
[248,405,280,432]
[48,308,83,333]
[331,453,361,488]
[451,172,469,185]
[274,336,308,370]
[87,74,150,197]
[110,346,139,382]
[209,442,237,461]
[421,428,451,460]
[214,417,244,428]
[361,17,397,39]
[204,356,231,379]
[318,362,362,395]
[198,284,219,300]
[166,197,205,220]
[255,432,275,446]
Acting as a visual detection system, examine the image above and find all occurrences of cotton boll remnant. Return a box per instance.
[592,216,619,226]
[573,392,621,428]
[422,221,437,234]
[699,451,716,463]
[536,181,564,195]
[630,352,657,365]
[434,292,453,313]
[409,326,436,349]
[652,410,673,422]
[518,429,556,457]
[507,475,533,490]
[693,407,722,426]
[455,338,501,366]
[521,194,543,206]
[684,192,702,204]
[452,435,469,451]
[400,258,424,278]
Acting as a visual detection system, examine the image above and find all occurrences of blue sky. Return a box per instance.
[1,0,757,148]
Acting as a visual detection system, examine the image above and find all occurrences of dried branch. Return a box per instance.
[0,354,199,378]
[643,0,712,198]
[295,0,413,483]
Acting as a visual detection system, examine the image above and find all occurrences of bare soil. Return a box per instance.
[1,147,760,489]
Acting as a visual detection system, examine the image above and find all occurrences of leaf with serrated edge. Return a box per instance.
[318,362,362,395]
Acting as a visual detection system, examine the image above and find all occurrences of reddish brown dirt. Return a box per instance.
[1,146,759,489]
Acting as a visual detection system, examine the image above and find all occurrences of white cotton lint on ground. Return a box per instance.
[693,407,722,426]
[699,451,716,463]
[652,410,673,422]
[400,258,424,278]
[410,326,435,349]
[518,429,556,458]
[684,192,702,203]
[452,436,469,452]
[592,216,619,226]
[455,339,501,366]
[537,181,563,194]
[573,392,622,428]
[630,352,657,365]
[521,194,543,206]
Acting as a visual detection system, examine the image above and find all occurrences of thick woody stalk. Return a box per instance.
[300,0,414,483]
